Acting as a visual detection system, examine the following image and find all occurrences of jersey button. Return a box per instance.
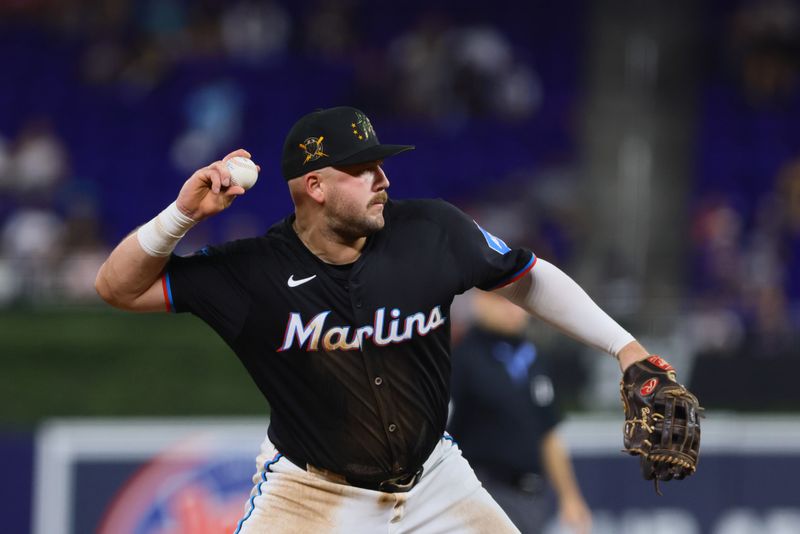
[355,301,362,308]
[388,423,397,433]
[374,377,383,386]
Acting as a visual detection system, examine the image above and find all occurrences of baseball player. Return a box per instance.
[95,106,701,533]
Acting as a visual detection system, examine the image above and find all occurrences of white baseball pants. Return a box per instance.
[234,434,520,534]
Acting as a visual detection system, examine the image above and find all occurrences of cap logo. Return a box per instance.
[299,136,328,165]
[351,111,375,141]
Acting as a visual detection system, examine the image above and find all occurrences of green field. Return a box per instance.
[1,306,267,427]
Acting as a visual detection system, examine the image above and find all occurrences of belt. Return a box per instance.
[360,467,423,493]
[284,454,424,493]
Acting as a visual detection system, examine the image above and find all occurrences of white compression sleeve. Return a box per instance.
[500,258,635,356]
[136,201,197,257]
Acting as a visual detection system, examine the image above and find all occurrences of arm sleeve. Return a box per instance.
[498,258,635,356]
[163,242,253,344]
[434,200,536,292]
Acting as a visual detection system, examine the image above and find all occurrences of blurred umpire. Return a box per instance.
[448,290,592,534]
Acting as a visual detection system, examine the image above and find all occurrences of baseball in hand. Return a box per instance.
[226,156,259,190]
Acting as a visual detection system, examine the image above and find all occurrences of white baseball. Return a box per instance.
[225,156,259,190]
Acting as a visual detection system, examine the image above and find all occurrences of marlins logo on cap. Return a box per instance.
[281,106,414,180]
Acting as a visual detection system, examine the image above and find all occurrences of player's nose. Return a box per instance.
[374,165,390,190]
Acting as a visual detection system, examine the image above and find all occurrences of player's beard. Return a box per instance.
[326,190,388,240]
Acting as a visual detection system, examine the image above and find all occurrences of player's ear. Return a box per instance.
[305,171,326,204]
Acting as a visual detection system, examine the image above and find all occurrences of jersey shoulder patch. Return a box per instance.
[191,246,213,257]
[473,221,511,255]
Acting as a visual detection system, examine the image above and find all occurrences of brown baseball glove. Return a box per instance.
[620,355,703,494]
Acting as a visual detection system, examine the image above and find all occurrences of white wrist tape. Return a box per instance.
[501,258,635,356]
[136,201,197,257]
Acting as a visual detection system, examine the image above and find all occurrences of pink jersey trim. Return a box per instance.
[161,275,172,313]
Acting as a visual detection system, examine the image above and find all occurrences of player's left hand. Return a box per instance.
[620,355,703,493]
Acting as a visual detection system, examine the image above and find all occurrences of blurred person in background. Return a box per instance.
[726,0,800,108]
[4,118,68,199]
[0,118,70,304]
[386,10,539,125]
[741,157,800,354]
[221,0,291,65]
[449,289,592,534]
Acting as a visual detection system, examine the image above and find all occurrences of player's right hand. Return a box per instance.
[175,149,258,221]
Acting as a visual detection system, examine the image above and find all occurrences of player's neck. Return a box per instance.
[292,217,366,265]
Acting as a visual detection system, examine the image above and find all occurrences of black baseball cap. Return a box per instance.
[281,106,415,180]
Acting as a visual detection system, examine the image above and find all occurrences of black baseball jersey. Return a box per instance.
[164,198,535,483]
[448,326,562,477]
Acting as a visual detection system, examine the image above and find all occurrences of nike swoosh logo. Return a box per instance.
[288,274,317,288]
